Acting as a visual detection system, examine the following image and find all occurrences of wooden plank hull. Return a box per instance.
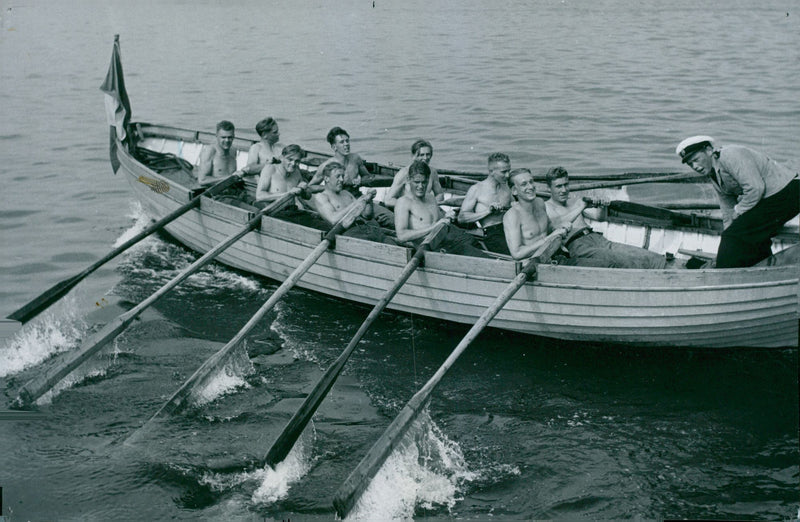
[116,130,799,348]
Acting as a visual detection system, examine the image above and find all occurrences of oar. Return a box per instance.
[125,192,375,440]
[12,189,298,409]
[6,174,242,324]
[332,232,563,519]
[583,197,720,231]
[261,220,449,469]
[444,171,703,195]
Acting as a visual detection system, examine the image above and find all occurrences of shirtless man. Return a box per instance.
[255,144,308,208]
[311,126,394,228]
[243,117,282,175]
[313,162,393,244]
[396,161,490,257]
[196,120,243,186]
[503,168,570,260]
[384,139,444,209]
[545,166,667,268]
[458,152,513,255]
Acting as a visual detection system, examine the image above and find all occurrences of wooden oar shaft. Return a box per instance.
[14,191,290,408]
[131,194,368,430]
[333,259,539,518]
[262,222,448,468]
[149,238,334,420]
[7,175,241,324]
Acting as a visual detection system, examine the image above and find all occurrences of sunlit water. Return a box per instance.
[1,0,798,520]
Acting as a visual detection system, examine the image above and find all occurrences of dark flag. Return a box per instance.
[100,35,131,174]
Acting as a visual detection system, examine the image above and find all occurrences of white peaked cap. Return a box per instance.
[676,135,715,161]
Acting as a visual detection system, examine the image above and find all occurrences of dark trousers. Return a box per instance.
[716,179,799,268]
[482,223,511,255]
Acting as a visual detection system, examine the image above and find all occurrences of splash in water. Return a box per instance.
[250,424,316,505]
[347,409,477,520]
[191,343,254,407]
[0,293,88,378]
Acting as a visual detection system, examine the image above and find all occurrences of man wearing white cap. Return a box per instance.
[676,136,799,268]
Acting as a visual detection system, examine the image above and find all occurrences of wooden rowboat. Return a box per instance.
[113,122,798,348]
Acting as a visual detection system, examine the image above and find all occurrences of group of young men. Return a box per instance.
[194,119,799,269]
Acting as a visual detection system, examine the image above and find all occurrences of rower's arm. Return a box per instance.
[196,146,219,186]
[457,185,493,224]
[431,170,445,203]
[395,199,447,243]
[548,198,587,229]
[242,143,263,175]
[383,170,407,209]
[255,165,274,201]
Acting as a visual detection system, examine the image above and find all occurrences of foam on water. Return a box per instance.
[191,344,254,407]
[250,424,316,505]
[347,409,477,521]
[113,201,152,248]
[268,300,320,365]
[0,293,88,378]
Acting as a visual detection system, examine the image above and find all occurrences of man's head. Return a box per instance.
[508,168,536,201]
[407,160,431,198]
[676,136,715,175]
[487,152,511,183]
[411,139,433,164]
[215,120,235,151]
[546,166,570,205]
[256,117,280,145]
[326,127,351,156]
[280,144,305,174]
[321,161,345,192]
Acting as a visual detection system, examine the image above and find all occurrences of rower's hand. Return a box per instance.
[362,189,377,202]
[490,203,508,213]
[437,217,452,227]
[297,181,313,200]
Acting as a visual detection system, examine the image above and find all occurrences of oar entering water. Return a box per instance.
[12,189,299,409]
[261,220,449,469]
[124,191,377,444]
[332,231,564,519]
[6,174,242,324]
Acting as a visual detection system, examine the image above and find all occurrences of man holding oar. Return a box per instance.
[313,162,395,244]
[503,168,571,260]
[396,160,490,257]
[196,120,244,186]
[243,117,282,175]
[458,152,513,255]
[310,126,394,228]
[545,166,668,268]
[384,139,444,209]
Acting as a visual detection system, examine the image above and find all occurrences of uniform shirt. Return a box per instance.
[710,145,797,227]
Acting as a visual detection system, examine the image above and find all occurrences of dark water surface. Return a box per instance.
[1,1,798,520]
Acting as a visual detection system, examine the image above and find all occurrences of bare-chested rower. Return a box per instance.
[196,120,243,186]
[242,117,282,175]
[255,144,309,208]
[458,152,513,255]
[310,126,394,228]
[396,160,490,257]
[384,139,444,209]
[503,168,570,260]
[544,166,667,268]
[313,162,394,244]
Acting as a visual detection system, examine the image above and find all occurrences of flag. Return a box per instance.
[100,35,132,173]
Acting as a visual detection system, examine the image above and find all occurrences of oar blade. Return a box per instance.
[333,395,426,518]
[14,309,137,408]
[6,274,85,323]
